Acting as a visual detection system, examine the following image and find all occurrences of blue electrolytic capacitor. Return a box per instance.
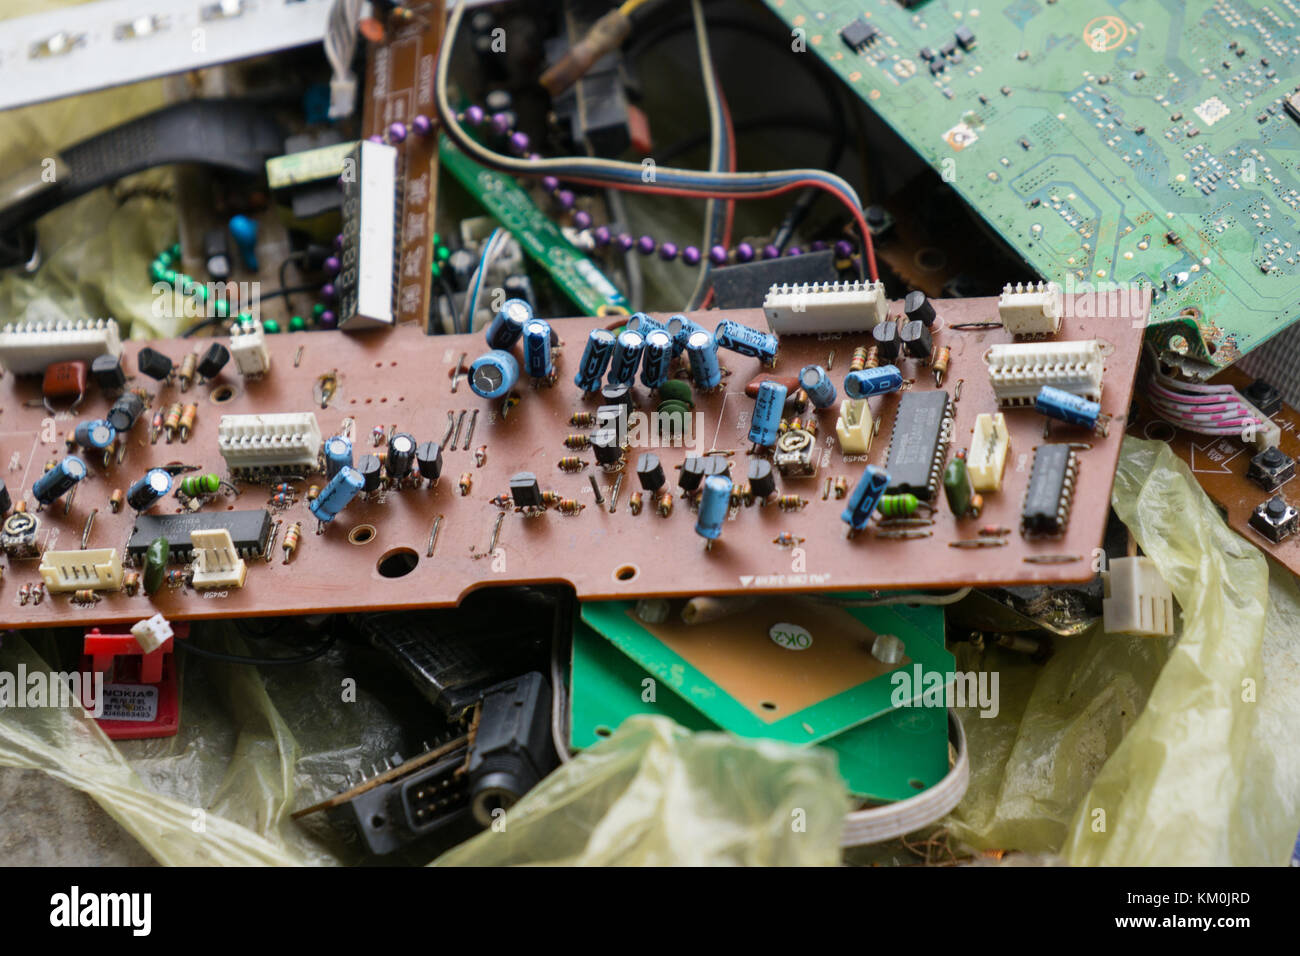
[32,456,87,506]
[1035,385,1104,431]
[574,329,616,392]
[799,365,837,409]
[310,465,365,524]
[469,350,519,400]
[126,468,173,512]
[640,329,674,390]
[625,312,665,337]
[666,315,701,356]
[686,329,721,391]
[844,364,903,399]
[842,466,891,532]
[74,419,116,451]
[484,298,532,350]
[522,318,554,379]
[695,474,734,541]
[749,381,788,447]
[608,329,644,386]
[715,319,779,367]
[324,435,353,480]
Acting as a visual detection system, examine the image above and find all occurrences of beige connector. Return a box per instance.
[1103,557,1174,637]
[190,529,247,589]
[968,413,1010,492]
[835,398,874,455]
[38,548,123,592]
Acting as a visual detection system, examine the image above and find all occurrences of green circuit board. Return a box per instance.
[764,0,1300,365]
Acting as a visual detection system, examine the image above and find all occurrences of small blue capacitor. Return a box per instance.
[686,329,722,391]
[574,328,616,392]
[842,466,891,532]
[666,315,701,355]
[608,329,644,386]
[324,435,353,480]
[844,364,903,399]
[749,381,788,447]
[469,349,519,400]
[640,329,674,389]
[74,419,116,451]
[799,365,837,409]
[625,313,665,337]
[1035,385,1105,432]
[695,474,734,541]
[310,465,365,524]
[522,318,554,379]
[32,456,87,506]
[484,298,532,350]
[126,468,173,512]
[715,319,779,367]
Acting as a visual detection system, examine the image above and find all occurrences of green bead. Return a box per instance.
[430,261,442,277]
[311,303,325,318]
[436,245,451,262]
[191,284,208,302]
[262,319,281,334]
[160,269,176,284]
[214,299,229,317]
[432,233,441,247]
[289,315,306,332]
[170,243,181,259]
[149,261,165,282]
[158,250,174,268]
[237,311,253,324]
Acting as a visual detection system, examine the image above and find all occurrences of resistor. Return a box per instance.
[123,571,140,596]
[165,569,186,588]
[271,492,293,507]
[371,425,386,447]
[64,429,76,451]
[656,490,674,517]
[542,491,563,508]
[833,476,849,499]
[932,346,951,387]
[773,532,804,548]
[272,482,294,495]
[163,402,182,442]
[73,589,98,605]
[849,346,869,372]
[109,488,125,513]
[282,522,301,564]
[458,472,473,495]
[307,485,320,501]
[557,456,588,472]
[777,494,806,512]
[569,411,596,427]
[149,411,163,444]
[32,583,43,605]
[179,352,197,391]
[18,584,30,605]
[629,491,644,515]
[563,434,591,450]
[179,403,197,441]
[877,493,921,518]
[474,445,487,468]
[556,498,584,515]
[43,459,55,473]
[490,494,513,509]
[802,418,818,435]
[733,484,754,508]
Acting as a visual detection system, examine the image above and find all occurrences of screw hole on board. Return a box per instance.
[614,564,638,581]
[348,524,376,545]
[909,779,925,791]
[377,547,418,578]
[760,701,778,711]
[210,384,237,404]
[595,726,612,737]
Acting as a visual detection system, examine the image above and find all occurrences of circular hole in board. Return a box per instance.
[370,815,386,829]
[377,547,419,578]
[909,779,926,791]
[613,564,639,582]
[210,384,238,404]
[914,246,947,272]
[348,524,376,546]
[595,726,612,738]
[760,701,778,712]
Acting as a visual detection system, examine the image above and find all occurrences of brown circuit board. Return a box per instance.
[0,295,1145,629]
[361,0,444,326]
[1130,368,1300,579]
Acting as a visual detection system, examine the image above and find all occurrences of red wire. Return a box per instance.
[719,78,736,253]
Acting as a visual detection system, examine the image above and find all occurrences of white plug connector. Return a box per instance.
[1102,556,1175,637]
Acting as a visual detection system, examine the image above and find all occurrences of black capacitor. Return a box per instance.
[904,290,937,327]
[197,342,230,379]
[702,455,731,478]
[503,273,535,308]
[0,478,9,515]
[678,455,707,492]
[137,347,173,381]
[590,428,623,466]
[872,320,901,361]
[509,471,543,508]
[747,458,776,499]
[91,354,126,391]
[106,392,145,432]
[900,319,933,359]
[386,432,417,480]
[416,441,443,480]
[204,228,232,281]
[636,453,665,492]
[357,454,383,492]
[600,382,634,410]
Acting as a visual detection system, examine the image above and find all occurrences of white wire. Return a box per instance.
[463,228,508,333]
[323,0,363,118]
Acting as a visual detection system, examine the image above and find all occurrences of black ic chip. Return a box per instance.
[1021,445,1077,536]
[127,509,273,561]
[884,391,950,500]
[841,17,878,52]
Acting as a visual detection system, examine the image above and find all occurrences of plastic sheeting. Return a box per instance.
[433,715,850,866]
[949,438,1300,866]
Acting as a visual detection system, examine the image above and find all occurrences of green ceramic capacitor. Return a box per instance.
[658,379,694,407]
[943,453,981,518]
[143,537,169,595]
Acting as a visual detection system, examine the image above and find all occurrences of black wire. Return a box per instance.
[177,630,338,666]
[180,314,231,338]
[260,283,319,301]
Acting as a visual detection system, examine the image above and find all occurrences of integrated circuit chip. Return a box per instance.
[840,17,878,52]
[1021,445,1077,536]
[884,390,950,500]
[127,509,274,562]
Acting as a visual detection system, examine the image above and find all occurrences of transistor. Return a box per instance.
[872,320,901,362]
[509,472,543,509]
[197,342,230,380]
[137,347,173,381]
[899,319,933,359]
[747,458,776,499]
[636,453,665,492]
[904,291,936,328]
[357,454,383,492]
[91,354,126,391]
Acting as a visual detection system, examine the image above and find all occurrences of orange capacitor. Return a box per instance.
[43,361,88,401]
